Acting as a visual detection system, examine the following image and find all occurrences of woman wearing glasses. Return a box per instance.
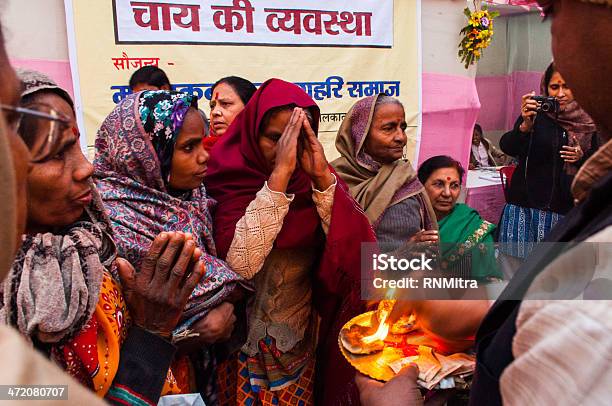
[0,70,207,405]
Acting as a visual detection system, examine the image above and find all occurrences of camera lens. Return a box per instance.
[541,104,550,112]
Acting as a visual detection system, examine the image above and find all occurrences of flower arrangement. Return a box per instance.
[458,6,500,68]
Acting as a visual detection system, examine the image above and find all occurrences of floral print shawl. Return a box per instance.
[94,91,246,326]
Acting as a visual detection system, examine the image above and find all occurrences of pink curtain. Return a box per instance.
[10,58,74,99]
[476,71,542,132]
[419,73,481,173]
[485,0,540,7]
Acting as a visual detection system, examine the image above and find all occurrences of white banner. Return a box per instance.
[113,0,394,47]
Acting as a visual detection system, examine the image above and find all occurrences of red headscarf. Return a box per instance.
[205,78,377,404]
[206,78,323,258]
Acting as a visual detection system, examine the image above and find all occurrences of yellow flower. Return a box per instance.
[474,50,481,57]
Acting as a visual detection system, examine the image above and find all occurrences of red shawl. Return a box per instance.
[205,79,377,404]
[206,79,322,258]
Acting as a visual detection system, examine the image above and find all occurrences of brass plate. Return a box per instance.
[338,311,437,382]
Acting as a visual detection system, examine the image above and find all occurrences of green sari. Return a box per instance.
[438,203,502,280]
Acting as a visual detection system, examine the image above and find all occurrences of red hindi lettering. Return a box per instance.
[211,0,255,33]
[265,7,373,37]
[130,59,144,69]
[339,11,372,36]
[323,11,340,36]
[141,57,160,66]
[112,52,129,70]
[265,8,304,34]
[303,10,325,35]
[172,4,201,31]
[131,2,163,30]
[131,2,201,32]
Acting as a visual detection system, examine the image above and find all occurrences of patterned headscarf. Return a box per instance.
[540,63,598,174]
[94,91,246,325]
[138,90,196,184]
[331,94,436,229]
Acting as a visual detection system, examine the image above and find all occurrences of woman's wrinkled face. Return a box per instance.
[547,71,574,106]
[363,103,407,164]
[26,93,94,233]
[258,109,292,171]
[423,167,461,219]
[209,82,245,136]
[169,108,209,191]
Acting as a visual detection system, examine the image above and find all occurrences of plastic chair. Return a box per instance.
[499,165,517,201]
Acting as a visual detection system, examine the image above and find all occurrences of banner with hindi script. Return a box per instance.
[114,0,393,47]
[64,0,421,161]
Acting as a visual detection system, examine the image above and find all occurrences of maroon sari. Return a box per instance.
[205,79,376,404]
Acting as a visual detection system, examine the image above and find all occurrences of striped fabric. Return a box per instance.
[498,203,563,259]
[106,384,155,406]
[218,349,315,406]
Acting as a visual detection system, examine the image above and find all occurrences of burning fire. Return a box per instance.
[361,300,394,344]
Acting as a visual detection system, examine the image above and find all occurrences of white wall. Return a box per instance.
[507,13,553,72]
[421,0,477,79]
[2,0,69,61]
[476,17,508,77]
[477,12,551,76]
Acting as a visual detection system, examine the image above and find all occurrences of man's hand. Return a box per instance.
[388,300,489,353]
[355,365,423,406]
[116,231,204,339]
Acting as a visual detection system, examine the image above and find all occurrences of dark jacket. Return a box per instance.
[499,113,599,214]
[469,139,612,405]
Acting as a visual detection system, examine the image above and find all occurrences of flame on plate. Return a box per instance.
[361,300,394,344]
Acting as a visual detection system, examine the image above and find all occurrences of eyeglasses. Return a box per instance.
[0,103,72,163]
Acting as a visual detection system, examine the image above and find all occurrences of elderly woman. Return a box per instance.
[418,156,502,280]
[94,90,249,402]
[1,70,205,404]
[498,62,599,262]
[332,94,437,252]
[205,79,376,405]
[205,76,257,151]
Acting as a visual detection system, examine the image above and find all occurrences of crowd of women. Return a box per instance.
[0,0,610,404]
[2,65,506,405]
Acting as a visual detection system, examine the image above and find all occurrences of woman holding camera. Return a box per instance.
[498,63,599,264]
